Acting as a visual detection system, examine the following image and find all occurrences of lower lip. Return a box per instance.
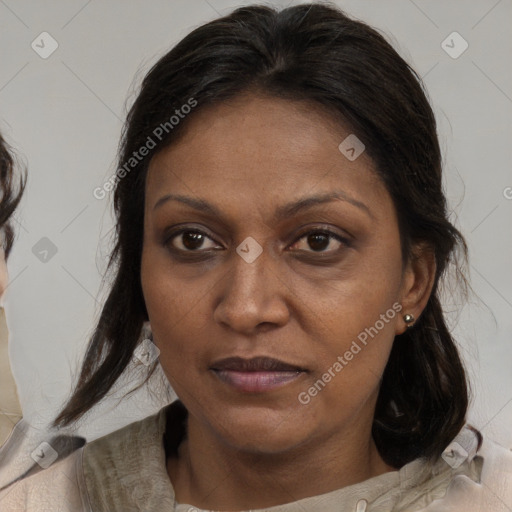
[212,370,304,392]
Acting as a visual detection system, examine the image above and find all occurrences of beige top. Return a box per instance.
[0,307,22,447]
[1,400,512,511]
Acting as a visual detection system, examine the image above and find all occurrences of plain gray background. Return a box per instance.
[0,0,511,445]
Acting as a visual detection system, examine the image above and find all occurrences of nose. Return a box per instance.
[213,244,290,334]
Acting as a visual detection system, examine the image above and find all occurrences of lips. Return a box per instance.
[210,356,306,393]
[211,356,305,372]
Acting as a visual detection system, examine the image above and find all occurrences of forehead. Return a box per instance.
[145,94,389,216]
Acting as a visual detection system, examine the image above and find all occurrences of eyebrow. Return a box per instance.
[153,191,372,220]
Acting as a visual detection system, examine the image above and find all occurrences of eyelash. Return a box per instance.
[164,226,351,257]
[291,228,350,248]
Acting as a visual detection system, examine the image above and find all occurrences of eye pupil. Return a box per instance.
[308,233,329,251]
[182,231,204,250]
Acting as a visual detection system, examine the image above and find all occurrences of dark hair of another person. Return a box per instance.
[0,133,25,258]
[53,3,470,468]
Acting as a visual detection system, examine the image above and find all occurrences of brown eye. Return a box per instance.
[307,233,331,252]
[290,229,347,253]
[168,230,219,251]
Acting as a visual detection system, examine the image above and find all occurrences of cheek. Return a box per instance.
[301,299,399,422]
[296,238,403,342]
[298,241,403,404]
[140,246,211,378]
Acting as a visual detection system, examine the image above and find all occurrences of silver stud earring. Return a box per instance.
[403,313,415,327]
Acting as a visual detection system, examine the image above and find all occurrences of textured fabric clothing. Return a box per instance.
[0,418,86,492]
[0,310,85,492]
[0,308,22,448]
[1,400,512,511]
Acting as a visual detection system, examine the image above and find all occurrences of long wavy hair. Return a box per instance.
[0,133,26,258]
[53,3,469,468]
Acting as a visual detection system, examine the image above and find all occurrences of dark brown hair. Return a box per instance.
[0,132,26,258]
[53,3,469,468]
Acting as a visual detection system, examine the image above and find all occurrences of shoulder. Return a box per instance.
[81,404,176,510]
[0,404,174,512]
[420,432,512,511]
[0,448,89,512]
[83,404,166,463]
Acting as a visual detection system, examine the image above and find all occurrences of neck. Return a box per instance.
[167,410,395,510]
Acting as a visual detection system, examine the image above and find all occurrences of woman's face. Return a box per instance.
[141,94,416,455]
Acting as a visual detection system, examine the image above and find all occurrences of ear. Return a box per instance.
[396,243,436,335]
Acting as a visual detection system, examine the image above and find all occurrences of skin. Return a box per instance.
[141,93,435,510]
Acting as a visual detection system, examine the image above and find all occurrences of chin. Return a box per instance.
[210,404,312,455]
